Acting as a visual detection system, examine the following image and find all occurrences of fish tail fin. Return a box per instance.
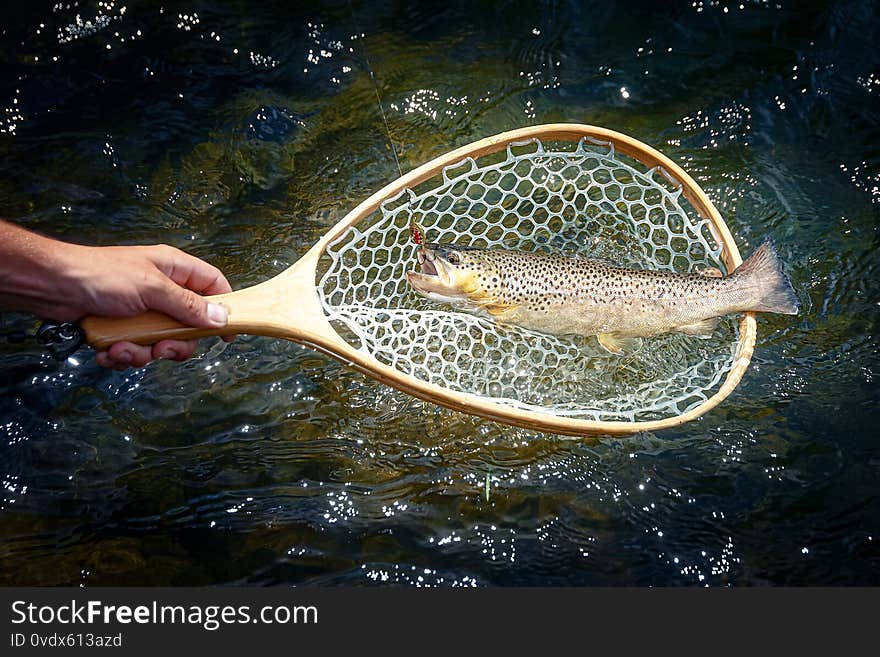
[731,238,799,315]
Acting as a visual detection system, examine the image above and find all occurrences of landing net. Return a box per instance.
[317,137,739,423]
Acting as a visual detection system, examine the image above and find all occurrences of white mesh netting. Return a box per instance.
[317,137,740,423]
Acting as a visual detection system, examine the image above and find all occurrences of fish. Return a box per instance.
[406,238,799,354]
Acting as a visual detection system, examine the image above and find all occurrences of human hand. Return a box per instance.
[63,244,235,370]
[0,221,234,369]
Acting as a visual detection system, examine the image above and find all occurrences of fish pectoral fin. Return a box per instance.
[677,318,720,337]
[696,266,724,278]
[468,291,517,317]
[482,302,518,317]
[597,333,639,355]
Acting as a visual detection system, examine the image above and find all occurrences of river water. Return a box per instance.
[1,0,877,585]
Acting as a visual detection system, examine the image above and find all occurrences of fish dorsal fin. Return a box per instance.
[677,318,719,337]
[597,333,639,355]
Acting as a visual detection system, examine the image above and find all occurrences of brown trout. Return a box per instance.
[406,239,799,353]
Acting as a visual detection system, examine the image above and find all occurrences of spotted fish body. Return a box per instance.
[406,239,799,353]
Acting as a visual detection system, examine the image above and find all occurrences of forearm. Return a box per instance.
[0,219,88,320]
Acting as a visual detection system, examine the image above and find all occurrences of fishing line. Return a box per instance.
[346,0,404,180]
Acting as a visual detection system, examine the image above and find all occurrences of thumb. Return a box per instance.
[146,277,228,329]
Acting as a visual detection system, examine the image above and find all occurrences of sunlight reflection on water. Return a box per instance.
[0,0,878,586]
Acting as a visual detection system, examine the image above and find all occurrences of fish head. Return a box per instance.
[406,243,500,307]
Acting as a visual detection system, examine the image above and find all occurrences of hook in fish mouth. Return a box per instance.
[406,246,465,304]
[411,242,468,281]
[416,248,438,277]
[407,247,441,290]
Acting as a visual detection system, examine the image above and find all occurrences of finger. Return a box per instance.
[149,245,233,296]
[96,349,137,371]
[107,341,154,368]
[143,276,229,330]
[152,339,199,361]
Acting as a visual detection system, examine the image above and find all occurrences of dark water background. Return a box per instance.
[1,0,878,586]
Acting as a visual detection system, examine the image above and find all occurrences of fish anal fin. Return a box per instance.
[677,318,719,337]
[597,333,639,355]
[697,266,724,278]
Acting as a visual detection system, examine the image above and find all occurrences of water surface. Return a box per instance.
[1,0,878,586]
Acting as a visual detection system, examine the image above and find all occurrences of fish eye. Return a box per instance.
[447,252,460,265]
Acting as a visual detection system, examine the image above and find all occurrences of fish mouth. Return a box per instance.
[406,247,462,302]
[416,248,438,277]
[407,248,442,289]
